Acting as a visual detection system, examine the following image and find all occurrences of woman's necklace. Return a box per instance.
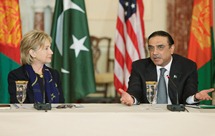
[36,72,43,78]
[39,74,43,78]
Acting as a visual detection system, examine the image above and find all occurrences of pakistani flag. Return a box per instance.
[51,0,96,102]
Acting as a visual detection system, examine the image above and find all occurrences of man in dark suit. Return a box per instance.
[119,30,214,106]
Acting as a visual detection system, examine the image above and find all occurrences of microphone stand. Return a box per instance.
[166,75,185,111]
[34,77,51,111]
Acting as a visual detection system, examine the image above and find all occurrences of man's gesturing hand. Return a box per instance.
[118,88,134,106]
[195,88,214,101]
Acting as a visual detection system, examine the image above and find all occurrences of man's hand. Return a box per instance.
[118,88,134,106]
[195,88,214,101]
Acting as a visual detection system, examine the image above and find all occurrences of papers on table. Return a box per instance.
[0,104,11,110]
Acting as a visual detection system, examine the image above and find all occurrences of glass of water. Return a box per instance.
[15,81,28,106]
[146,81,157,104]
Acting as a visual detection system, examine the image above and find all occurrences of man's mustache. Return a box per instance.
[152,54,161,59]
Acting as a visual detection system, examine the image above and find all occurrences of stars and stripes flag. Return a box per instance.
[114,0,146,92]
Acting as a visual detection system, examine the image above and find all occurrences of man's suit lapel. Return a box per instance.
[145,60,157,82]
[168,55,182,104]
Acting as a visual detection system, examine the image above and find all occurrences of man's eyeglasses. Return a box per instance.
[148,44,166,52]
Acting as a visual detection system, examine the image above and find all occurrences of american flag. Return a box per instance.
[114,0,146,92]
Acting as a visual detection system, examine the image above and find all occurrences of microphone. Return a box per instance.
[34,78,51,111]
[166,75,185,111]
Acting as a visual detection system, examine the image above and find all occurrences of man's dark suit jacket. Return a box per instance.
[127,54,198,104]
[8,65,65,103]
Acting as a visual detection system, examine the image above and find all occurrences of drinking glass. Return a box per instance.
[146,81,157,104]
[15,81,28,106]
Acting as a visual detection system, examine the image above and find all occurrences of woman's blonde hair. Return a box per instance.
[20,30,52,65]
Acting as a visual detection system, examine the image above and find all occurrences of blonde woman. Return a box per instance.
[8,30,64,103]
